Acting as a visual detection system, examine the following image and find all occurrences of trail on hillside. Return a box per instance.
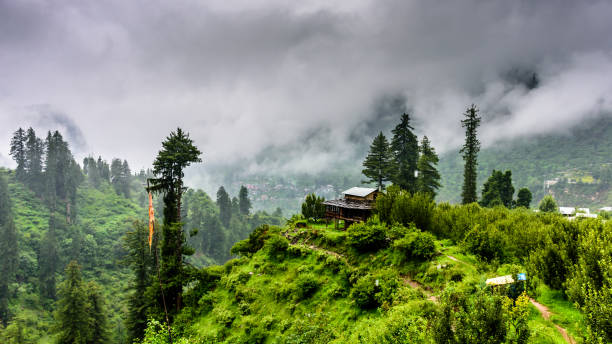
[529,298,576,344]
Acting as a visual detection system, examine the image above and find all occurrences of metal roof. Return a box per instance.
[485,273,526,286]
[342,187,377,197]
[323,199,374,210]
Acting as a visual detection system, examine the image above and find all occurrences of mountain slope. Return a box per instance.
[437,115,612,208]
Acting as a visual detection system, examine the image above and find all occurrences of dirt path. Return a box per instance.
[401,274,438,303]
[529,298,575,344]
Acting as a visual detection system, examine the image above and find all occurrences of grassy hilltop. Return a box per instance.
[138,191,610,343]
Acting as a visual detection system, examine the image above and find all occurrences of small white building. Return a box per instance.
[599,207,612,212]
[559,207,575,216]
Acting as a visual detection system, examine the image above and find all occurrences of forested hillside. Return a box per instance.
[437,116,612,208]
[131,189,610,344]
[0,128,282,343]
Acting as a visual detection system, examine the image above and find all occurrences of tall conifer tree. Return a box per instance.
[460,105,481,204]
[362,132,394,190]
[54,261,90,344]
[0,175,18,326]
[9,128,27,182]
[238,185,252,216]
[25,128,44,194]
[416,136,441,198]
[390,113,419,192]
[39,215,59,301]
[216,186,231,227]
[148,128,202,315]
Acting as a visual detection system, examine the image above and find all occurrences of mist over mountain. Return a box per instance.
[2,0,612,185]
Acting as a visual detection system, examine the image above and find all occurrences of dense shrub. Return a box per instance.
[350,271,399,310]
[376,186,435,231]
[462,224,506,262]
[348,305,429,343]
[230,225,275,256]
[263,234,289,260]
[346,222,387,252]
[393,229,437,262]
[293,274,319,301]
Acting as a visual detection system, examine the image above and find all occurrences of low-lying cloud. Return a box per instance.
[1,0,611,192]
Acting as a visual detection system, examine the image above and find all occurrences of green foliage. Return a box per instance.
[362,132,395,190]
[350,270,399,310]
[376,186,435,231]
[230,224,274,256]
[462,224,506,262]
[238,185,252,216]
[390,113,419,192]
[346,221,387,252]
[293,273,319,301]
[0,174,18,326]
[417,136,441,198]
[348,305,429,343]
[515,188,532,208]
[301,193,326,222]
[538,195,558,213]
[216,186,231,227]
[460,104,481,204]
[480,170,514,208]
[393,229,437,262]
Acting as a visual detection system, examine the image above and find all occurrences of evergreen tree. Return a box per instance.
[238,185,252,216]
[0,175,18,326]
[9,128,27,182]
[97,157,110,183]
[110,159,124,195]
[124,221,155,342]
[24,128,44,194]
[122,160,131,198]
[362,132,394,190]
[148,128,202,315]
[480,170,514,208]
[390,113,419,192]
[54,261,90,344]
[85,282,110,344]
[416,136,441,198]
[216,186,231,227]
[516,188,532,208]
[39,215,59,301]
[301,193,326,222]
[460,105,481,204]
[231,196,240,216]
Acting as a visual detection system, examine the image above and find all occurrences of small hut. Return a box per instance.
[323,187,378,229]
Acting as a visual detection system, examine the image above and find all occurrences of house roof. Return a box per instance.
[559,207,575,215]
[323,199,374,210]
[485,273,526,286]
[342,187,377,197]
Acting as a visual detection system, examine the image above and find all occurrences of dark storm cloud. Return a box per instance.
[1,0,612,192]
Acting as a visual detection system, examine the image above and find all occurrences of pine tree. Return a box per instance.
[9,128,27,182]
[54,261,90,344]
[416,136,441,198]
[121,160,131,198]
[148,128,202,315]
[301,193,326,222]
[460,105,481,204]
[123,221,155,342]
[85,282,110,344]
[231,196,240,216]
[110,158,124,195]
[238,185,252,216]
[516,188,532,208]
[390,113,419,192]
[24,128,44,194]
[216,186,231,227]
[39,215,59,301]
[480,170,514,208]
[362,132,395,190]
[0,175,18,326]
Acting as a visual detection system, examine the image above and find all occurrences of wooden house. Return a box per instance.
[323,187,378,229]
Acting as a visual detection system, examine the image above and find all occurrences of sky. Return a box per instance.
[1,0,612,190]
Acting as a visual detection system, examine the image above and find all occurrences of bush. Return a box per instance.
[376,186,435,231]
[230,224,273,256]
[393,229,437,262]
[263,234,289,260]
[462,224,506,262]
[293,273,319,301]
[346,222,387,252]
[350,271,399,310]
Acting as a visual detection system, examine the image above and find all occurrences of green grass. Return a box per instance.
[535,285,585,340]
